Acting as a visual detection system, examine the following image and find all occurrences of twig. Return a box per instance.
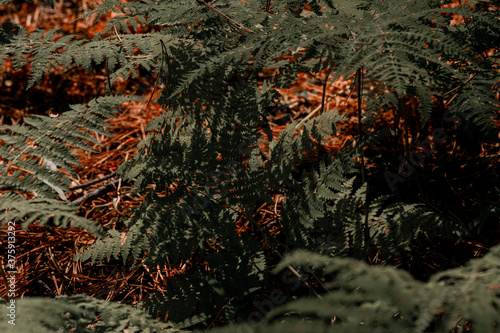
[113,25,123,42]
[69,171,117,190]
[265,0,272,13]
[70,179,121,206]
[197,0,256,35]
[105,56,113,94]
[294,98,331,130]
[124,54,152,59]
[295,76,357,131]
[286,265,323,300]
[144,40,167,111]
[357,68,366,184]
[444,73,477,106]
[357,67,370,249]
[319,68,331,116]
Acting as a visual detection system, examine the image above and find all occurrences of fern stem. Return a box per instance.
[356,68,365,184]
[105,56,113,95]
[399,97,410,163]
[239,207,329,299]
[145,40,167,111]
[357,67,370,250]
[265,0,272,13]
[286,265,323,300]
[320,68,331,116]
[69,171,117,190]
[197,0,256,35]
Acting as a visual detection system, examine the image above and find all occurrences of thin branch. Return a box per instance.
[113,25,123,42]
[69,171,117,190]
[105,56,113,95]
[197,0,256,35]
[444,73,477,106]
[70,179,121,206]
[357,68,366,184]
[320,69,331,116]
[266,0,272,13]
[295,76,356,131]
[124,54,152,59]
[144,40,166,111]
[399,97,410,161]
[356,67,370,249]
[444,73,477,96]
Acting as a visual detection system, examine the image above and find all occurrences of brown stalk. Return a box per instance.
[197,0,256,35]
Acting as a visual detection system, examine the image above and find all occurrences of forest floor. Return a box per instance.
[0,0,499,324]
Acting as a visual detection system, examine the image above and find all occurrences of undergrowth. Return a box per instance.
[0,0,498,332]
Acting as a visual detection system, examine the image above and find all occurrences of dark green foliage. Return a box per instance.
[3,246,499,332]
[0,21,18,46]
[0,96,133,232]
[205,244,500,333]
[0,294,183,332]
[0,0,498,331]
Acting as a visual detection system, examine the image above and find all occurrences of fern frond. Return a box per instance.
[75,224,147,265]
[0,294,181,332]
[0,96,129,198]
[261,245,500,333]
[0,193,103,235]
[0,96,131,231]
